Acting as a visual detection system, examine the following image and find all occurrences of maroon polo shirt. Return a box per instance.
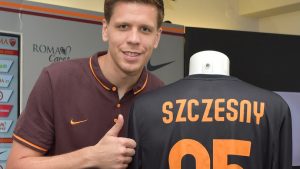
[13,51,164,155]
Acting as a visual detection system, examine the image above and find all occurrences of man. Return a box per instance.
[127,51,292,169]
[7,0,164,168]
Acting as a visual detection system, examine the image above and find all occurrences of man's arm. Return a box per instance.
[7,114,136,169]
[6,141,93,169]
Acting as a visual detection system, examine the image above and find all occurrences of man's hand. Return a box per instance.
[89,114,136,169]
[6,114,136,169]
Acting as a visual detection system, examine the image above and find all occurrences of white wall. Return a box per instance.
[27,0,104,12]
[239,0,300,35]
[26,0,300,35]
[27,0,258,31]
[165,0,258,31]
[259,10,300,35]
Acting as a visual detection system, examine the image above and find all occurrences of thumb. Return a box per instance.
[105,114,124,137]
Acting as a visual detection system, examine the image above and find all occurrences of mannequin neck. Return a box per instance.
[189,50,230,76]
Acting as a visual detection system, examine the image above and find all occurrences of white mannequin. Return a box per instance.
[189,50,230,76]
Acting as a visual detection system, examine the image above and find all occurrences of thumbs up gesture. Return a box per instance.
[89,114,136,169]
[106,114,126,137]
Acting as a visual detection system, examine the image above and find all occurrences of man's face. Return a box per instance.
[102,2,162,76]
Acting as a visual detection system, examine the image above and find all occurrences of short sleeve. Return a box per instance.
[277,103,292,169]
[13,68,54,153]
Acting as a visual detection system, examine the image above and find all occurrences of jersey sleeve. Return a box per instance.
[13,68,54,153]
[127,103,142,169]
[277,104,292,169]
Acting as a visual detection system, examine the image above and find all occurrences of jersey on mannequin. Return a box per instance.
[189,50,229,76]
[127,50,292,169]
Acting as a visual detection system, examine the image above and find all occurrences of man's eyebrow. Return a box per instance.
[140,24,155,29]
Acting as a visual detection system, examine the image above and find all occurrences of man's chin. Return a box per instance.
[122,67,143,76]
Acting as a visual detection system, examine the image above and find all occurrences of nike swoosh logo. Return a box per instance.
[70,119,88,125]
[0,151,6,155]
[147,60,174,71]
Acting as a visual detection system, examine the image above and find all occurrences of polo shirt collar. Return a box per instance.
[89,51,148,95]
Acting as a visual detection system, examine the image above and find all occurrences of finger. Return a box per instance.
[122,156,133,164]
[105,114,124,137]
[118,137,136,149]
[123,147,135,157]
[119,163,128,169]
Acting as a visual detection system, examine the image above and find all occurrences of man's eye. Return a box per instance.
[141,27,151,33]
[118,25,128,30]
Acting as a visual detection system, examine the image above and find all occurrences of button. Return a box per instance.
[116,103,121,108]
[112,87,117,91]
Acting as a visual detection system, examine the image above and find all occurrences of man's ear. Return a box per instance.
[154,27,162,49]
[102,19,108,42]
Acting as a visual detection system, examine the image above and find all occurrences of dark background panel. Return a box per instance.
[184,27,300,92]
[184,27,300,168]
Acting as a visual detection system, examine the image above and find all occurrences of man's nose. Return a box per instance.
[127,29,141,45]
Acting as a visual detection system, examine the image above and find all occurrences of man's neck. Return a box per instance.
[98,54,142,99]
